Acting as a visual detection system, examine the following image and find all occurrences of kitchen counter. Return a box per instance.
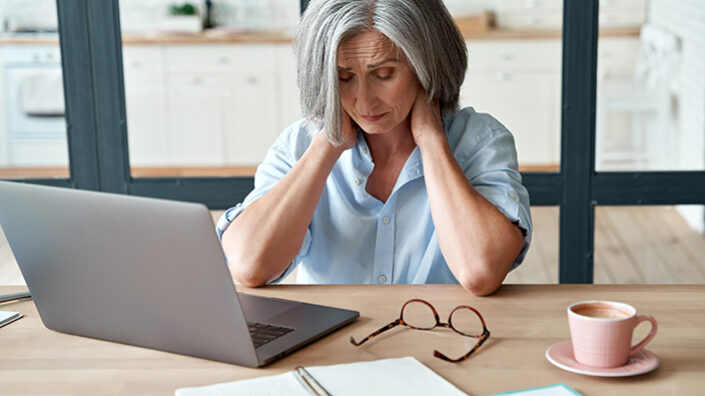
[0,26,640,46]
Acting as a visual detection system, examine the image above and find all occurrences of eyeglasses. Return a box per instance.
[350,298,490,363]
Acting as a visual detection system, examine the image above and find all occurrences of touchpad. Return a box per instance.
[238,293,300,322]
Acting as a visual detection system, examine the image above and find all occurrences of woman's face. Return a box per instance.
[337,30,421,135]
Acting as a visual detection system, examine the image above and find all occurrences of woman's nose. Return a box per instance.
[355,82,379,113]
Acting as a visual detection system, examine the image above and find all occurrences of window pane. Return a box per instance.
[119,0,300,178]
[594,206,705,284]
[0,0,69,179]
[505,207,559,284]
[446,0,563,172]
[595,0,704,171]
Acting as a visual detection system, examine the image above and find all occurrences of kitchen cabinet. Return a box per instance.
[0,44,67,168]
[462,71,560,165]
[222,71,278,165]
[460,39,562,167]
[274,44,302,136]
[493,0,646,30]
[122,46,169,166]
[162,44,278,166]
[165,73,226,165]
[0,34,641,171]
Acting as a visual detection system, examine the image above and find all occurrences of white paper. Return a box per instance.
[0,310,22,328]
[176,357,467,396]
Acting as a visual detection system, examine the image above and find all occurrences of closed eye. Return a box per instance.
[375,67,394,80]
[338,69,354,83]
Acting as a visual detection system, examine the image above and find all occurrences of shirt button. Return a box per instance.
[378,275,387,283]
[509,192,517,200]
[362,147,368,154]
[382,216,390,224]
[354,178,361,185]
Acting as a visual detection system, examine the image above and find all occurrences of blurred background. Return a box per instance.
[0,0,703,285]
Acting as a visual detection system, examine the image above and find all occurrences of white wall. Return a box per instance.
[648,0,705,233]
[118,0,300,33]
[0,0,57,32]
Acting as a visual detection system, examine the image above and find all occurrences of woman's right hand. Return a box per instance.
[339,109,357,151]
[317,109,357,155]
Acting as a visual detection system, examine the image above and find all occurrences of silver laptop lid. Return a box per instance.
[0,181,259,366]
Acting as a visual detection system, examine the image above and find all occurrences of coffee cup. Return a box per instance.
[567,300,657,368]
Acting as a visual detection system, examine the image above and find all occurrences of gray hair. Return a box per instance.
[294,0,468,146]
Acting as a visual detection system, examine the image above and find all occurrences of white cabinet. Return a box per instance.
[166,73,226,166]
[162,44,278,167]
[222,71,278,165]
[0,37,640,171]
[123,46,169,167]
[462,71,560,165]
[0,45,68,168]
[461,39,562,166]
[274,44,302,134]
[493,0,646,30]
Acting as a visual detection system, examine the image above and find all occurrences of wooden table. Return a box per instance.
[0,284,703,395]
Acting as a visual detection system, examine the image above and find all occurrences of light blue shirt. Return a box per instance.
[216,107,532,285]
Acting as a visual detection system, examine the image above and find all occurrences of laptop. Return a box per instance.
[0,181,358,367]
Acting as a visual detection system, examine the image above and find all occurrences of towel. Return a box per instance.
[17,68,65,116]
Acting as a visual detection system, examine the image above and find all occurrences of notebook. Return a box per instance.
[0,311,23,329]
[175,357,467,396]
[486,383,582,396]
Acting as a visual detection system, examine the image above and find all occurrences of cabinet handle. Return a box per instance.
[525,0,537,8]
[500,53,514,61]
[130,61,142,68]
[246,76,259,84]
[189,77,203,85]
[524,16,538,25]
[217,56,230,65]
[495,72,509,81]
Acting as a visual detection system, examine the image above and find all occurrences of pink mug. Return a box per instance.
[567,300,657,368]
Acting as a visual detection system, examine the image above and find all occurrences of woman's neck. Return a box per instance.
[363,116,416,163]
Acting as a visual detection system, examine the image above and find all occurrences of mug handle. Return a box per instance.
[630,314,658,356]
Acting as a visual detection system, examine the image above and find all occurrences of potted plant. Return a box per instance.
[158,2,203,34]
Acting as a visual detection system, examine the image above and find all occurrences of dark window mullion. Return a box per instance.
[84,0,131,194]
[593,171,705,205]
[55,0,101,191]
[559,0,599,283]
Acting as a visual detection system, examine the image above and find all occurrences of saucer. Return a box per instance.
[545,340,659,377]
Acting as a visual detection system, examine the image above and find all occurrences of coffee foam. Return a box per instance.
[571,302,632,319]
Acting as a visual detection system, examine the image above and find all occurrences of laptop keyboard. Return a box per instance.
[247,321,295,348]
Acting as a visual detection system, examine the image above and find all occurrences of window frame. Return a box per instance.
[5,0,704,283]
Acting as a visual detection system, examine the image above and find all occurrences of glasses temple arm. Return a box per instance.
[349,319,402,346]
[433,328,491,363]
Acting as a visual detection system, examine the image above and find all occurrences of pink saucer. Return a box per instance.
[545,340,659,377]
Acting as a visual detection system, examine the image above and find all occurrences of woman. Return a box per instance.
[217,0,532,296]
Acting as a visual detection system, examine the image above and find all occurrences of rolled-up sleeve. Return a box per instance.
[454,114,533,270]
[216,120,315,282]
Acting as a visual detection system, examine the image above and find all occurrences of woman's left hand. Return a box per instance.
[410,89,444,148]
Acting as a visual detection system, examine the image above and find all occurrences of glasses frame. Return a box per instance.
[350,298,490,363]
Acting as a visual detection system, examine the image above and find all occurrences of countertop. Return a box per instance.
[0,26,640,46]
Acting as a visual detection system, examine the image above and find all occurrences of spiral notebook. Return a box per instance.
[175,357,467,396]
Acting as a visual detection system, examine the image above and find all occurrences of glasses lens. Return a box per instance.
[402,300,437,330]
[449,307,484,336]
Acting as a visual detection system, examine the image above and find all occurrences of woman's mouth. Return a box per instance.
[360,113,387,122]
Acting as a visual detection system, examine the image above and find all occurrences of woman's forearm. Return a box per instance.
[222,132,343,287]
[418,133,524,296]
